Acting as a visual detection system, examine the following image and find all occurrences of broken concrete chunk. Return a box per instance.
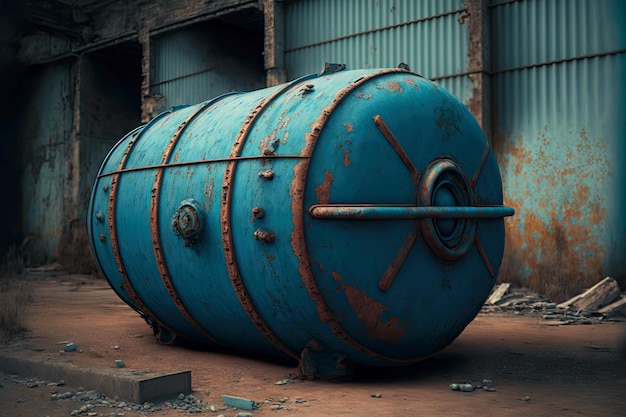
[597,296,626,318]
[221,395,257,411]
[487,283,511,305]
[557,277,621,312]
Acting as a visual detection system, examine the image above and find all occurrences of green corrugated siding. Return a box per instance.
[284,0,473,103]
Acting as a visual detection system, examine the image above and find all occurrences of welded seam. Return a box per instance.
[221,77,316,360]
[150,99,226,346]
[107,114,173,338]
[293,68,428,363]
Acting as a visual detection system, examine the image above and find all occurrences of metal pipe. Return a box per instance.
[308,205,515,220]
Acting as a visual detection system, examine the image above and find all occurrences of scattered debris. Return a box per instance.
[450,379,495,393]
[486,283,511,305]
[483,279,626,325]
[114,360,125,368]
[275,378,294,385]
[557,277,621,312]
[370,393,382,398]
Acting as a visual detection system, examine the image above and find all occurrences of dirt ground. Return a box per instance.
[1,272,625,417]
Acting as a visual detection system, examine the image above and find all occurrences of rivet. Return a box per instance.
[99,234,106,241]
[254,229,274,243]
[258,169,274,180]
[252,207,265,219]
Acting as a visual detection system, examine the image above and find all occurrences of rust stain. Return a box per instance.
[357,91,373,100]
[388,81,403,93]
[343,149,352,167]
[315,170,334,204]
[343,123,354,134]
[332,272,406,344]
[205,178,214,209]
[403,77,419,89]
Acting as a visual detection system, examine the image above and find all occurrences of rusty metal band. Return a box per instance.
[96,155,308,178]
[378,231,417,292]
[471,143,490,186]
[373,114,421,186]
[150,99,226,346]
[474,233,495,278]
[221,78,317,360]
[107,116,173,338]
[292,68,428,363]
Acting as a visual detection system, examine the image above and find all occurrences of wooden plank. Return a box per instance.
[486,283,510,305]
[557,277,621,311]
[598,296,626,318]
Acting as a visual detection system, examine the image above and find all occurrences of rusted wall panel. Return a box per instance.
[491,0,626,298]
[16,61,73,265]
[284,0,474,104]
[150,22,264,110]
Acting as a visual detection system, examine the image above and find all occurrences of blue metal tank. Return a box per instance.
[88,65,513,377]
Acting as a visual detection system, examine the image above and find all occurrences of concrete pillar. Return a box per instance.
[465,0,492,143]
[66,55,82,223]
[263,0,287,86]
[139,24,155,123]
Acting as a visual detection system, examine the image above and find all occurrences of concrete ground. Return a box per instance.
[1,272,625,417]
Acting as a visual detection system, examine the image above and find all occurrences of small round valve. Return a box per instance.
[172,199,204,244]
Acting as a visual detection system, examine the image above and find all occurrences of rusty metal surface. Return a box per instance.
[88,66,509,373]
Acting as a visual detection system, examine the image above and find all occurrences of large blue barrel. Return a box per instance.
[87,66,513,376]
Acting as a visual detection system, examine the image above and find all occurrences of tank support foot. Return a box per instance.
[298,340,353,380]
[142,314,177,345]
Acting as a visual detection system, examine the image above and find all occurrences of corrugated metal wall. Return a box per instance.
[492,0,626,298]
[150,22,265,109]
[16,61,73,265]
[284,0,474,103]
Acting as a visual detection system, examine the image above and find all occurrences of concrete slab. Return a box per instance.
[0,350,191,403]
